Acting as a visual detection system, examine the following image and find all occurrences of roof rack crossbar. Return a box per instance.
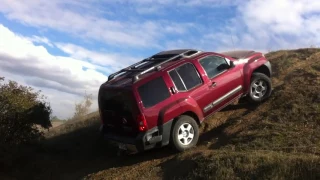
[108,49,200,82]
[132,49,197,82]
[144,58,168,61]
[107,58,150,81]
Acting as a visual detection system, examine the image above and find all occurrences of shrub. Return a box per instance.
[71,92,93,120]
[0,77,52,145]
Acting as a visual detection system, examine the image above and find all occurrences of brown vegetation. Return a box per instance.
[71,93,93,121]
[0,48,319,180]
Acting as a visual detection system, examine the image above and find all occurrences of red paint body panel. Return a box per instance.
[98,50,271,133]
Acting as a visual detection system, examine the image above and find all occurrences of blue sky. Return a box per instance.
[0,0,320,119]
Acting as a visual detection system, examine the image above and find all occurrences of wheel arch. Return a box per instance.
[243,62,272,94]
[171,111,201,131]
[180,111,201,125]
[252,64,271,78]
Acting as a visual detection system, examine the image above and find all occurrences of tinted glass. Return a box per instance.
[199,56,229,78]
[100,90,134,112]
[176,63,202,90]
[169,70,186,91]
[138,77,170,108]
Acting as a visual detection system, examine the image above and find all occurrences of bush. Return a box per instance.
[0,77,52,145]
[71,92,93,121]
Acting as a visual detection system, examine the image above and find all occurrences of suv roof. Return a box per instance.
[105,49,202,87]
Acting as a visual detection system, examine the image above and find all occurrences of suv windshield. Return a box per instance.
[138,76,170,108]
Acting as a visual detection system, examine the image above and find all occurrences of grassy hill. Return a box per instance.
[1,48,319,180]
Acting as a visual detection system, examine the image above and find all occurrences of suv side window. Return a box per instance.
[138,76,170,108]
[199,56,229,79]
[169,70,186,91]
[170,63,202,91]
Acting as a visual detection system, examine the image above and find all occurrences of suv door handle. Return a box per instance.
[170,86,177,94]
[210,82,217,88]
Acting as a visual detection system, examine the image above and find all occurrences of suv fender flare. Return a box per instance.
[157,98,203,146]
[177,98,204,122]
[243,61,272,94]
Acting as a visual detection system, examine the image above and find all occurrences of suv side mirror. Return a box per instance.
[225,58,235,68]
[217,63,230,71]
[229,61,235,68]
[217,60,235,71]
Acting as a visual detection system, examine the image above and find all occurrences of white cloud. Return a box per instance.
[0,24,108,119]
[0,0,192,48]
[111,0,240,6]
[202,0,320,51]
[55,43,139,71]
[26,35,54,47]
[241,0,320,35]
[176,0,241,6]
[0,1,148,46]
[162,0,320,52]
[237,0,320,49]
[1,0,320,120]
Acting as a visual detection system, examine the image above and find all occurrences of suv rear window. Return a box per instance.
[138,76,170,108]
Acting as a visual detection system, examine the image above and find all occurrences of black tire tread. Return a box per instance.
[170,115,199,152]
[247,72,272,103]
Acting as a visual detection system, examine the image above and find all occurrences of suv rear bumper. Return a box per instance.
[100,120,172,152]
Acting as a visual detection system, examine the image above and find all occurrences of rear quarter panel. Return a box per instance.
[133,71,185,129]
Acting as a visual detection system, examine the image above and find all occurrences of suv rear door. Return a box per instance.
[98,87,141,135]
[168,62,211,119]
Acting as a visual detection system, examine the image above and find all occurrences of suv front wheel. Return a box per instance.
[171,115,199,152]
[247,72,272,103]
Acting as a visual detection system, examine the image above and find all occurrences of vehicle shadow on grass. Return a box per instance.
[48,103,260,179]
[158,102,266,180]
[11,101,264,180]
[12,117,176,180]
[199,101,260,148]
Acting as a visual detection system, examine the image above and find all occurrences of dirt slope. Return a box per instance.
[1,48,320,180]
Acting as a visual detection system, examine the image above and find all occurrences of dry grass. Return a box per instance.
[1,48,320,180]
[165,150,320,180]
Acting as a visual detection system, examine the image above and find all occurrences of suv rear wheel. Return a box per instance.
[171,115,199,152]
[247,72,272,103]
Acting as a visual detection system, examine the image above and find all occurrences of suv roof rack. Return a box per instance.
[107,49,201,83]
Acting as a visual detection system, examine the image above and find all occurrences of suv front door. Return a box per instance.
[196,55,243,116]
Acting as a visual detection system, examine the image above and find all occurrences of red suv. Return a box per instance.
[98,49,272,152]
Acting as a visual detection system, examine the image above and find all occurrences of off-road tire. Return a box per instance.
[170,115,199,152]
[247,72,272,103]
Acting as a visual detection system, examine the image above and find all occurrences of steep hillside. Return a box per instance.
[1,48,319,180]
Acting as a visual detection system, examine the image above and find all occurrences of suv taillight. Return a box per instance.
[137,114,148,132]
